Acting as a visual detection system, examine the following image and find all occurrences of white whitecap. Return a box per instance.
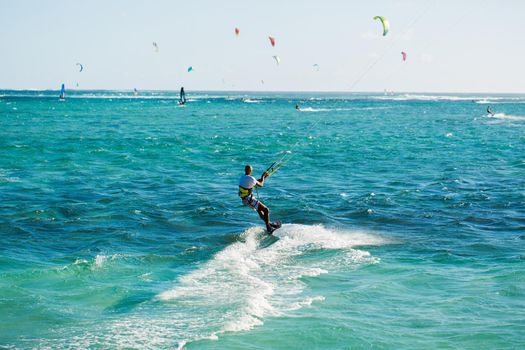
[489,113,525,121]
[46,224,387,348]
[157,224,385,340]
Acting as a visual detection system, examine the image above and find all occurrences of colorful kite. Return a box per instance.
[373,16,389,36]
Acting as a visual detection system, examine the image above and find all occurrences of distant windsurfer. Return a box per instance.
[179,87,186,105]
[487,106,494,116]
[59,83,65,101]
[239,165,280,234]
[295,104,300,111]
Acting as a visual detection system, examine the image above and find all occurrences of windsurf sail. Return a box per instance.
[59,83,65,100]
[269,36,276,47]
[179,87,186,105]
[134,88,139,97]
[273,55,280,65]
[153,42,159,52]
[235,27,240,36]
[401,51,407,61]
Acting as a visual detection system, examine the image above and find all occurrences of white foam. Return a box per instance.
[288,296,325,311]
[299,106,392,112]
[62,254,121,271]
[157,224,385,340]
[72,259,88,266]
[373,94,525,102]
[299,107,331,112]
[93,254,107,269]
[51,224,386,348]
[489,113,525,121]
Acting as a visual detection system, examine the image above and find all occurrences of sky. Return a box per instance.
[0,0,523,93]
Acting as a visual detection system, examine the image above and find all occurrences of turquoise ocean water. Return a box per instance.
[1,90,524,349]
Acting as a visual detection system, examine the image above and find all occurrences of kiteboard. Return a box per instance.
[259,233,279,248]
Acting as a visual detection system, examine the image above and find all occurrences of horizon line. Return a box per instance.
[1,88,524,95]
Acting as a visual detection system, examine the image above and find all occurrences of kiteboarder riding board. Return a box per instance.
[239,164,282,234]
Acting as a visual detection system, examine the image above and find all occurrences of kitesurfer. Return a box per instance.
[239,165,280,233]
[487,106,495,116]
[295,104,300,111]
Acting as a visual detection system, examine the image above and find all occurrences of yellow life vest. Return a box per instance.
[238,186,252,199]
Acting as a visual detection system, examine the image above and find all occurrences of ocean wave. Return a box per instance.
[156,224,385,343]
[299,106,393,112]
[0,92,227,100]
[49,225,386,348]
[373,94,525,102]
[59,254,120,271]
[242,98,262,103]
[475,100,525,104]
[71,94,182,100]
[488,113,525,121]
[299,107,331,112]
[2,91,524,104]
[0,169,21,183]
[0,93,181,100]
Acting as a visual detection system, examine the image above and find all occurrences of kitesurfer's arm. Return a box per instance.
[255,172,269,187]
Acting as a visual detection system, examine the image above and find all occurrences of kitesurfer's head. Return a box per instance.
[245,165,252,175]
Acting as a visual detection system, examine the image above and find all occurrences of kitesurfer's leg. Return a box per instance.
[256,202,271,230]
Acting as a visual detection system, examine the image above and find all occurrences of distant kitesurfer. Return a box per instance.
[239,165,280,233]
[487,106,495,116]
[295,104,300,111]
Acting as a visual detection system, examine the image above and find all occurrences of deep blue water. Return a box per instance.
[1,90,524,349]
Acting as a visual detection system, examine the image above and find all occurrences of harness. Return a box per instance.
[238,186,253,199]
